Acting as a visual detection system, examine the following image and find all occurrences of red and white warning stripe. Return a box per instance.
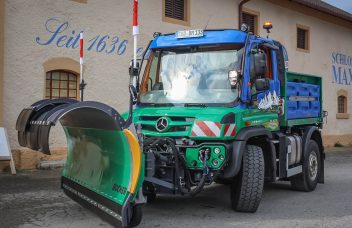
[224,124,236,137]
[132,0,139,36]
[191,121,221,137]
[132,0,139,71]
[79,32,83,65]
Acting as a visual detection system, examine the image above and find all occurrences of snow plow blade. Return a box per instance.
[16,101,144,227]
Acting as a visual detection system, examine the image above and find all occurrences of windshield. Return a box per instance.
[140,44,244,106]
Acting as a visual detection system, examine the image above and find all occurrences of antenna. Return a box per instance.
[204,15,213,30]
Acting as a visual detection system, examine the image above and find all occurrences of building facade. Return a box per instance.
[0,0,351,169]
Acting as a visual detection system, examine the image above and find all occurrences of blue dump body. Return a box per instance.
[286,82,321,119]
[283,71,323,124]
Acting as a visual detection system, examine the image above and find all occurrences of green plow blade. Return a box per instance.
[16,100,144,227]
[58,102,144,227]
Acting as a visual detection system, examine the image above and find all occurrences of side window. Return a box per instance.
[282,46,289,71]
[45,70,78,99]
[273,41,286,85]
[249,44,275,96]
[147,51,160,91]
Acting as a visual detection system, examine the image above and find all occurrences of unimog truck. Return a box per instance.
[16,24,325,227]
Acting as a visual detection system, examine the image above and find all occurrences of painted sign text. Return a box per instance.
[331,52,352,85]
[36,18,144,57]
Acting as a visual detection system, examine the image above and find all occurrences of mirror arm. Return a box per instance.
[125,61,140,129]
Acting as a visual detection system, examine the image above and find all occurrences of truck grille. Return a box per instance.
[139,116,195,133]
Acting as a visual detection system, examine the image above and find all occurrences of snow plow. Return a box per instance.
[16,100,144,227]
[16,6,326,227]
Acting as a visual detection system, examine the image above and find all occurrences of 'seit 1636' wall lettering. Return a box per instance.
[35,18,144,57]
[331,52,352,85]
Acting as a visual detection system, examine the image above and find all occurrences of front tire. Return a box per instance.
[230,145,264,213]
[290,140,321,192]
[128,204,143,227]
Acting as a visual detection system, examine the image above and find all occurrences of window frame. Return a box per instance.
[162,0,190,26]
[336,89,349,119]
[242,8,260,35]
[296,24,310,53]
[45,70,79,100]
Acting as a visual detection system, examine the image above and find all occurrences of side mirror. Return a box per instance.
[129,60,140,92]
[252,52,267,78]
[228,70,239,89]
[254,78,270,91]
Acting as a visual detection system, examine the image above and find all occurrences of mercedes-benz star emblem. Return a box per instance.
[155,117,169,132]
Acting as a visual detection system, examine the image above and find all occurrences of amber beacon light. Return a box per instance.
[263,21,273,37]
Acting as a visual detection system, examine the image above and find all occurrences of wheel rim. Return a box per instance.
[308,151,318,181]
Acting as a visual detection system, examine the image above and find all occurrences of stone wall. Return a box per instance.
[0,147,66,172]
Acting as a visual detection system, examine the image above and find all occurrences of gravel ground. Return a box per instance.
[1,149,352,228]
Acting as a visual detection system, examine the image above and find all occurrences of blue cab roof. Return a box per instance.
[149,29,247,49]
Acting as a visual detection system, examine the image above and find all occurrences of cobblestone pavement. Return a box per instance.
[1,149,352,228]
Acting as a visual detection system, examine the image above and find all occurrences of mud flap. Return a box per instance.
[16,101,144,227]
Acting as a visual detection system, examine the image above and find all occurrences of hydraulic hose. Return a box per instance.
[189,155,208,197]
[165,138,208,196]
[143,137,209,196]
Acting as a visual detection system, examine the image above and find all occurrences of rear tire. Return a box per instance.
[146,192,156,203]
[230,145,264,213]
[290,140,321,192]
[129,204,143,227]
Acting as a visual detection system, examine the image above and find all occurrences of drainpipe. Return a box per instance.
[239,0,251,29]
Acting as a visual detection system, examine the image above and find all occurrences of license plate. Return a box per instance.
[176,29,204,39]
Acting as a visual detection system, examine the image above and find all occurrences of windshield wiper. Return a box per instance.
[184,103,207,107]
[140,103,175,107]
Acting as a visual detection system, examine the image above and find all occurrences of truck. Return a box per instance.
[15,23,325,227]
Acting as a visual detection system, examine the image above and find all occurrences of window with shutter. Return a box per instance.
[163,0,189,26]
[242,12,257,34]
[297,25,310,51]
[242,13,255,33]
